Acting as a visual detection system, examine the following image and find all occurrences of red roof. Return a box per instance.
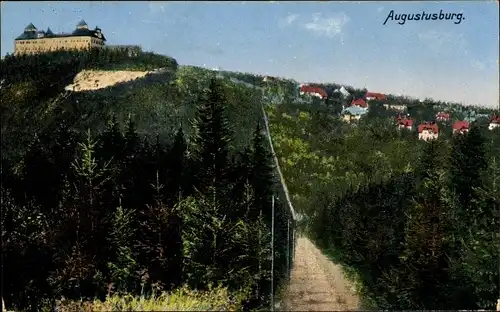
[299,85,328,99]
[436,112,450,119]
[365,92,386,101]
[398,117,413,127]
[452,120,470,131]
[418,122,439,134]
[351,98,368,108]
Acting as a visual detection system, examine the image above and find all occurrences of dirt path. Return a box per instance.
[281,236,360,311]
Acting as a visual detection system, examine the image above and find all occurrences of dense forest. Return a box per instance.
[1,51,294,311]
[265,100,500,309]
[2,49,499,311]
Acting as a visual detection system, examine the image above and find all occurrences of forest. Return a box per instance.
[265,101,500,310]
[1,49,499,311]
[1,51,294,311]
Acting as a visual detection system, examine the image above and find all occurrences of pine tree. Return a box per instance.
[121,116,144,209]
[192,77,233,201]
[168,126,188,204]
[228,147,254,220]
[97,115,126,216]
[136,172,183,291]
[124,115,140,158]
[98,115,125,163]
[400,140,452,309]
[250,122,275,223]
[65,130,111,298]
[107,200,138,294]
[449,125,487,208]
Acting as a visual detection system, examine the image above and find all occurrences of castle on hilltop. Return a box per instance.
[14,20,141,56]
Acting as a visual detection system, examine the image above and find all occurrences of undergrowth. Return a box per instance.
[49,285,247,312]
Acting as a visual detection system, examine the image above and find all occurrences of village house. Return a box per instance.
[489,113,500,130]
[396,114,413,130]
[384,103,407,112]
[436,112,451,122]
[299,84,328,99]
[418,122,439,141]
[365,92,387,101]
[342,105,368,123]
[333,86,350,98]
[452,120,470,135]
[351,98,368,108]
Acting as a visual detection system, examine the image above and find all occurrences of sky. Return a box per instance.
[1,1,499,108]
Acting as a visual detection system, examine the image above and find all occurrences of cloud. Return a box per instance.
[142,2,168,24]
[418,30,467,54]
[302,13,350,39]
[148,2,167,15]
[470,60,486,70]
[279,13,299,28]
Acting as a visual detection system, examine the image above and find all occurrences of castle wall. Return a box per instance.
[14,35,104,55]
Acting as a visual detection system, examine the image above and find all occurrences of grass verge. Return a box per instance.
[49,285,247,312]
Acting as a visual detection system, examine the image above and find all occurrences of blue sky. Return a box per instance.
[1,1,498,108]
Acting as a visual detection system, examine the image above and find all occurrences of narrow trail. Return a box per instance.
[281,236,361,311]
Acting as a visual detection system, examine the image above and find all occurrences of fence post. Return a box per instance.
[258,209,262,301]
[287,218,290,277]
[271,195,275,312]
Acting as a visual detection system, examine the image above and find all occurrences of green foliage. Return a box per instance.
[1,62,293,312]
[267,99,500,310]
[53,285,246,311]
[107,204,138,294]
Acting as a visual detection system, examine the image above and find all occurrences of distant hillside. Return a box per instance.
[0,54,263,163]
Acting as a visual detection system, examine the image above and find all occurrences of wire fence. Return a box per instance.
[261,104,298,310]
[216,74,298,310]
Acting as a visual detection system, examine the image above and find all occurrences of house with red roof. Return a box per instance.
[436,112,451,122]
[396,114,413,130]
[299,84,328,99]
[351,98,368,108]
[418,122,439,141]
[452,120,470,135]
[365,92,386,101]
[489,113,500,130]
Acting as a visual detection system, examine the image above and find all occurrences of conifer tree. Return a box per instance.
[449,125,487,208]
[228,147,253,220]
[124,115,141,158]
[250,122,275,223]
[192,77,233,201]
[137,172,183,291]
[168,126,188,203]
[98,115,125,163]
[107,200,138,294]
[400,140,452,309]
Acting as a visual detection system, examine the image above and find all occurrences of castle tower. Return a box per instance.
[76,20,89,30]
[24,23,37,32]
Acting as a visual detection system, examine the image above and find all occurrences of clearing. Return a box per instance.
[281,236,360,311]
[65,69,152,92]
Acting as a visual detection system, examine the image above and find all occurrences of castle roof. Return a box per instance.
[15,21,106,41]
[24,23,37,31]
[77,20,88,27]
